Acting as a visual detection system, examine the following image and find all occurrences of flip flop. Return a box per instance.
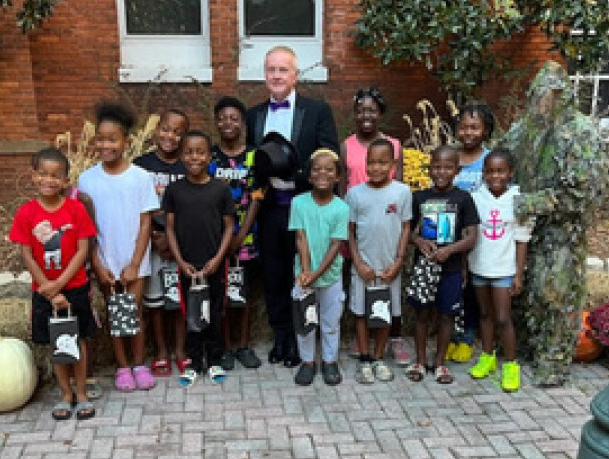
[75,401,96,420]
[52,401,73,421]
[151,358,172,377]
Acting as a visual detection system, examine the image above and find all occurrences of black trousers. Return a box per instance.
[258,204,296,346]
[180,270,224,372]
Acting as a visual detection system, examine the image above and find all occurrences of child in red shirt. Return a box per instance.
[10,148,97,421]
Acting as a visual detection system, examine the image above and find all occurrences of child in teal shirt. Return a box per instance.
[288,148,349,386]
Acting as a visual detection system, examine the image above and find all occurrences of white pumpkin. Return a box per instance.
[0,337,38,412]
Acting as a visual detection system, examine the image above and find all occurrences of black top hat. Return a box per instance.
[254,131,298,186]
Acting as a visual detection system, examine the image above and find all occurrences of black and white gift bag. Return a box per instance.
[186,276,210,333]
[49,306,80,364]
[292,285,318,336]
[365,280,392,328]
[107,285,140,337]
[160,266,180,311]
[406,256,442,304]
[227,259,247,308]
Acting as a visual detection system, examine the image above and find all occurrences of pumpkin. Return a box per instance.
[0,337,38,412]
[575,311,603,362]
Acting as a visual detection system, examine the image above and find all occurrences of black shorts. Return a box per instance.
[31,283,97,345]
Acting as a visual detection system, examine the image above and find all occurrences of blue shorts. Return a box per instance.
[408,271,463,316]
[471,274,513,288]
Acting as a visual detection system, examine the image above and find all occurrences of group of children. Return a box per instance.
[9,90,530,422]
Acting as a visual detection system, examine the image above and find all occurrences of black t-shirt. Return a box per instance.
[133,151,186,199]
[411,187,479,272]
[162,177,234,267]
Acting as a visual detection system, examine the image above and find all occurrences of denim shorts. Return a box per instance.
[471,274,513,288]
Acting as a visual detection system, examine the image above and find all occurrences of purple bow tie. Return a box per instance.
[270,100,290,111]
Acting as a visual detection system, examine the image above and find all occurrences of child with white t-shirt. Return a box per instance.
[78,102,159,392]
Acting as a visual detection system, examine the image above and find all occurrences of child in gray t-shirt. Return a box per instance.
[345,139,411,384]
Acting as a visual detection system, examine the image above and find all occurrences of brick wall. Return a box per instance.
[0,1,561,205]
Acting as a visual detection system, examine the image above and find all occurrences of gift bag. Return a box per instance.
[406,256,442,304]
[159,265,180,311]
[186,276,210,333]
[292,285,318,336]
[49,306,80,364]
[107,284,140,337]
[227,259,247,308]
[365,279,392,328]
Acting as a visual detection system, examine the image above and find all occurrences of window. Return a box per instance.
[116,0,212,83]
[237,0,327,82]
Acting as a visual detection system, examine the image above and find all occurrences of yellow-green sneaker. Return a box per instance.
[445,342,458,361]
[469,352,497,379]
[501,361,521,392]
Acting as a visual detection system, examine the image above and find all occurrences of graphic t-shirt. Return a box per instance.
[288,192,349,287]
[133,150,186,199]
[162,177,235,267]
[209,145,261,261]
[345,180,412,272]
[9,198,96,290]
[411,188,479,272]
[453,148,490,192]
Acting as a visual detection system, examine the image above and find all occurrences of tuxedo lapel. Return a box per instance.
[255,103,268,146]
[292,95,305,157]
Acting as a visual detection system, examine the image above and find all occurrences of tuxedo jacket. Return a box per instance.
[246,93,339,192]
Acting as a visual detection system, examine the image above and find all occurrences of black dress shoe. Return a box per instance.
[283,344,301,368]
[268,342,284,364]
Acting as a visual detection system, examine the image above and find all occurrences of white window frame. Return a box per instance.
[116,0,212,83]
[237,0,328,82]
[571,73,609,117]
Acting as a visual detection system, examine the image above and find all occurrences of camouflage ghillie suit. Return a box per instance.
[501,61,609,386]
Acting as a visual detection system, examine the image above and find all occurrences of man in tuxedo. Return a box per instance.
[246,46,339,367]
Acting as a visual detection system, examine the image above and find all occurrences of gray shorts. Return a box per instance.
[349,266,402,317]
[143,250,179,309]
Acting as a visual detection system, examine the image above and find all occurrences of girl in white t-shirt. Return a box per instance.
[467,149,532,392]
[78,102,159,393]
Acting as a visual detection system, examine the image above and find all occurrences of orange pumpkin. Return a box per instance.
[575,311,603,362]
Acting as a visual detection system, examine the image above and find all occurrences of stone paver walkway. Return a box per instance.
[1,340,606,459]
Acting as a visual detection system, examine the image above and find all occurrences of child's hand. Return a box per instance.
[355,260,376,283]
[202,256,221,277]
[95,266,115,287]
[415,238,438,258]
[38,280,61,300]
[229,236,243,256]
[510,274,523,296]
[430,246,452,264]
[51,294,71,310]
[179,261,197,278]
[296,271,315,288]
[120,264,139,285]
[380,263,401,284]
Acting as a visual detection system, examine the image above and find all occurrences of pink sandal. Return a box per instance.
[115,367,136,392]
[133,366,156,390]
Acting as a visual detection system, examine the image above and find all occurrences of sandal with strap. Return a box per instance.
[435,365,454,384]
[75,401,96,420]
[177,358,192,375]
[151,358,172,377]
[405,363,425,382]
[51,401,73,421]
